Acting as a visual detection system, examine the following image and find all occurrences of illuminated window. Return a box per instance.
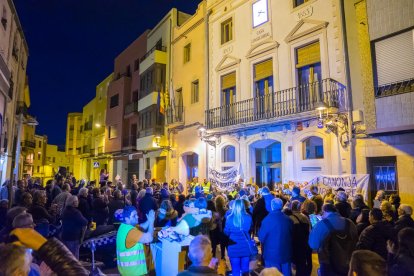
[109,125,118,139]
[303,136,324,159]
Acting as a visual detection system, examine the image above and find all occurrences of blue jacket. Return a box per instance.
[224,213,252,258]
[258,210,293,264]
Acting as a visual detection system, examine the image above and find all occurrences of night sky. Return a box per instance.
[14,0,202,147]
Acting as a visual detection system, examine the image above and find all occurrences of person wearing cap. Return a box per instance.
[177,235,220,276]
[291,186,306,203]
[116,206,155,276]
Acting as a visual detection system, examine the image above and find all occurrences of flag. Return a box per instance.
[157,89,165,115]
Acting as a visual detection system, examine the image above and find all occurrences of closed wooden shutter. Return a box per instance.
[375,29,414,86]
[296,41,320,68]
[222,72,236,90]
[254,59,273,81]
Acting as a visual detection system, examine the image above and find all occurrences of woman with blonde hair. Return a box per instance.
[224,199,253,276]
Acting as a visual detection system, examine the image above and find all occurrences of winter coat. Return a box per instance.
[394,214,414,234]
[77,195,92,222]
[62,206,88,241]
[356,221,394,259]
[92,196,109,225]
[252,194,274,232]
[335,201,352,218]
[258,210,293,264]
[224,213,252,258]
[138,193,158,222]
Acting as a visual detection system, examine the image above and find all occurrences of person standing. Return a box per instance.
[61,195,88,259]
[224,199,252,276]
[116,206,155,276]
[258,198,293,276]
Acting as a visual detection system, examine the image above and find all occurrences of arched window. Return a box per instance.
[222,145,236,162]
[303,136,324,159]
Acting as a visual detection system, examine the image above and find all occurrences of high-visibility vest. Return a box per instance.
[202,182,211,194]
[116,223,147,276]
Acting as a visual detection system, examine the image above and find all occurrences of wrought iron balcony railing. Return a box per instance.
[22,140,36,149]
[375,78,414,98]
[122,136,137,148]
[124,101,138,116]
[166,105,184,125]
[205,78,345,129]
[140,44,167,63]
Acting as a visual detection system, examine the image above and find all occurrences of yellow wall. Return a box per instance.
[43,144,72,183]
[32,135,47,184]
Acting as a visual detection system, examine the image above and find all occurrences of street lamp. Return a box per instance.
[8,114,38,207]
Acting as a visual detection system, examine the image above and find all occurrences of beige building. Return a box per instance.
[0,0,29,183]
[136,9,191,183]
[66,112,82,178]
[345,0,414,206]
[32,134,47,183]
[167,2,208,187]
[204,0,350,187]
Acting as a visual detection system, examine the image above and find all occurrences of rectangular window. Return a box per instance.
[109,125,118,139]
[296,41,322,109]
[110,94,119,108]
[38,141,42,148]
[37,153,41,160]
[184,43,191,63]
[37,166,40,173]
[191,80,199,104]
[221,18,233,44]
[52,157,55,163]
[146,158,150,170]
[294,0,310,8]
[126,65,131,77]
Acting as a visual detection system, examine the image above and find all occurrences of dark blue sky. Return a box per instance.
[14,0,201,146]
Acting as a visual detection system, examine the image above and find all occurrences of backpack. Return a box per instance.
[321,219,356,275]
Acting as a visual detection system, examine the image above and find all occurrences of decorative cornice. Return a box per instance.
[285,18,329,43]
[215,55,241,72]
[246,39,279,59]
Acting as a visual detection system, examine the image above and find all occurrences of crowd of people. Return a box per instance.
[0,172,413,276]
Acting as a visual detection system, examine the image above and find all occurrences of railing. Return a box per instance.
[0,54,11,98]
[122,136,137,148]
[375,78,414,98]
[124,101,138,116]
[138,126,164,138]
[205,78,345,129]
[140,44,167,63]
[83,121,93,131]
[166,105,184,125]
[22,140,36,149]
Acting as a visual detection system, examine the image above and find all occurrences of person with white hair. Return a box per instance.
[395,204,414,233]
[77,187,91,224]
[258,198,293,276]
[61,195,88,259]
[334,191,352,218]
[177,235,220,276]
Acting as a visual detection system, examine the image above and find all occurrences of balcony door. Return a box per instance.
[221,72,236,122]
[254,59,273,118]
[296,41,322,111]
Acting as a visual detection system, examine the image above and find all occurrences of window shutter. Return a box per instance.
[375,30,414,86]
[222,72,236,90]
[254,59,273,81]
[296,42,321,68]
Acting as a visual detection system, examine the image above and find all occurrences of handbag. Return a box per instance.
[242,231,258,270]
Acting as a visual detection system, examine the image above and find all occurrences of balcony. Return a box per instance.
[166,105,184,125]
[122,136,137,148]
[22,140,36,149]
[375,78,414,98]
[139,45,167,75]
[205,78,345,129]
[82,145,90,154]
[124,101,138,117]
[0,54,11,100]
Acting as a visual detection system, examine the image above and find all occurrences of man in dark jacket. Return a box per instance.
[28,190,55,224]
[252,187,274,233]
[139,187,158,222]
[77,187,92,224]
[130,183,139,207]
[334,191,352,218]
[62,195,88,259]
[291,186,306,203]
[177,235,220,276]
[310,186,323,214]
[108,190,125,224]
[394,204,414,234]
[258,198,293,276]
[356,208,393,259]
[91,188,109,226]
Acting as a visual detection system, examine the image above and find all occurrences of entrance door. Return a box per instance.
[128,160,140,187]
[155,157,166,183]
[367,156,398,203]
[183,153,198,182]
[254,141,281,187]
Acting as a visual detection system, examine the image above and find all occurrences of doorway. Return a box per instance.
[250,140,281,187]
[367,156,398,203]
[155,157,166,182]
[183,153,198,182]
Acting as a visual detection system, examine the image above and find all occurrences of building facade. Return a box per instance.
[105,32,148,184]
[345,0,414,206]
[0,0,29,184]
[167,2,208,186]
[204,0,350,187]
[65,112,82,178]
[32,134,47,183]
[136,9,191,183]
